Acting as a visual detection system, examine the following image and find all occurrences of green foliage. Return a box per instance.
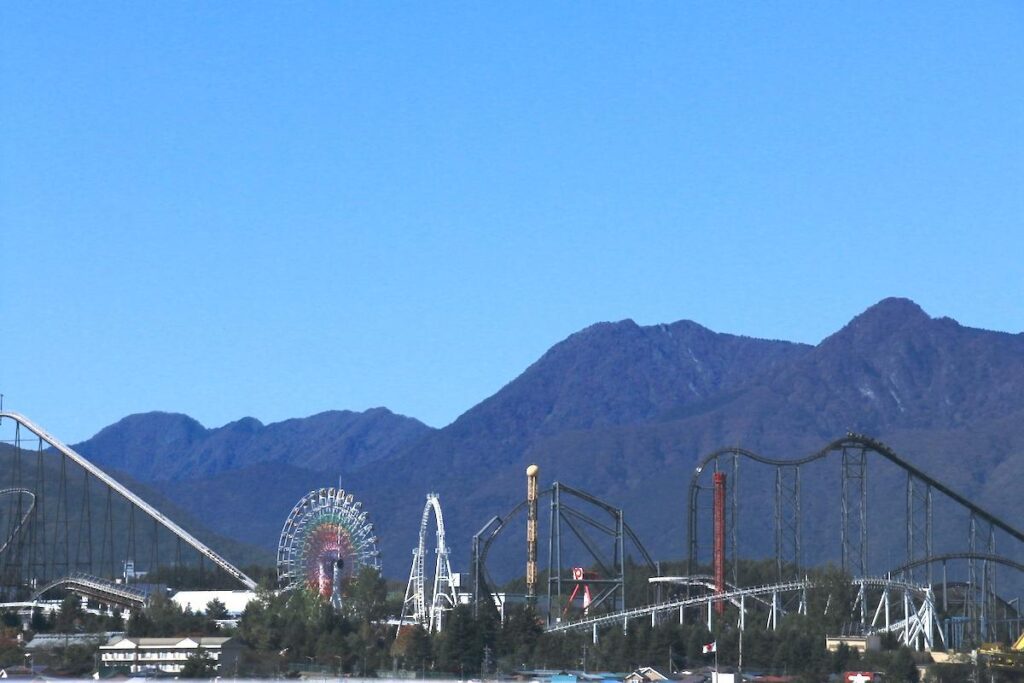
[344,566,389,623]
[236,568,394,676]
[54,595,86,632]
[929,662,974,683]
[0,637,24,668]
[392,625,431,671]
[28,595,123,635]
[30,607,51,632]
[806,565,858,634]
[436,604,485,674]
[180,648,218,678]
[498,605,542,668]
[221,559,943,680]
[205,598,229,621]
[127,592,218,637]
[888,646,920,683]
[51,644,99,677]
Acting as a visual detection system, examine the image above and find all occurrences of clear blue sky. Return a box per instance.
[3,3,1022,443]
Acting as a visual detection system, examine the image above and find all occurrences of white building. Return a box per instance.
[170,589,257,617]
[99,636,242,675]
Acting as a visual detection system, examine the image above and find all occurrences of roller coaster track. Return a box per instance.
[842,434,1024,544]
[688,433,1024,578]
[400,493,458,632]
[0,488,35,556]
[548,576,938,650]
[650,574,774,609]
[0,411,257,590]
[888,552,1024,577]
[547,579,808,633]
[33,572,150,609]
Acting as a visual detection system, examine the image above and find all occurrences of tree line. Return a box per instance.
[0,562,978,681]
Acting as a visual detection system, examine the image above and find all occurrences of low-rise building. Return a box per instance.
[99,635,241,675]
[624,666,670,683]
[825,635,881,654]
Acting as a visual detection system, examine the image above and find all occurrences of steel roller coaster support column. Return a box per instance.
[906,475,933,586]
[774,465,800,582]
[841,445,868,580]
[713,473,726,615]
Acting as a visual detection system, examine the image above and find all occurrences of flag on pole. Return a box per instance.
[702,642,717,654]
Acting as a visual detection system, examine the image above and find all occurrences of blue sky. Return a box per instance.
[3,3,1022,443]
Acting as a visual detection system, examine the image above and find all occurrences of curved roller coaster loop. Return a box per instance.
[400,493,457,632]
[0,488,35,556]
[471,481,658,624]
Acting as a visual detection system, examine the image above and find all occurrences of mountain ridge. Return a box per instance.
[77,407,432,482]
[69,298,1024,579]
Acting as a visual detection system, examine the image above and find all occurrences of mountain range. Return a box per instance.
[71,298,1024,581]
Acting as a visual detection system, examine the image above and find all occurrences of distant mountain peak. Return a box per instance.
[856,297,929,323]
[96,411,207,439]
[223,416,264,433]
[819,297,932,348]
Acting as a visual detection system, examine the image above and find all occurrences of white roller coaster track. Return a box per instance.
[550,576,939,650]
[0,488,35,555]
[0,411,257,590]
[400,493,458,632]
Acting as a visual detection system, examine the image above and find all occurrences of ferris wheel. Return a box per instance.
[277,487,380,605]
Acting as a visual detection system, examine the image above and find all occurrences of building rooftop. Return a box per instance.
[102,636,236,649]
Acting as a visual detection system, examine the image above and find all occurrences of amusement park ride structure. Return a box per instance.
[471,468,660,627]
[0,410,258,602]
[462,440,1024,652]
[4,406,1024,655]
[277,486,381,608]
[399,493,459,632]
[683,433,1024,647]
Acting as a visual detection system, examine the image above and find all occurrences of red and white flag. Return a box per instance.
[702,641,716,654]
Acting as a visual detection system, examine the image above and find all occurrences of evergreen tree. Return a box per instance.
[205,598,229,621]
[437,604,483,674]
[180,649,217,679]
[54,594,85,632]
[887,647,919,683]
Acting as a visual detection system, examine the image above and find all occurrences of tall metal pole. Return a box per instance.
[472,533,481,619]
[547,482,556,624]
[617,508,625,612]
[554,485,562,615]
[730,454,740,587]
